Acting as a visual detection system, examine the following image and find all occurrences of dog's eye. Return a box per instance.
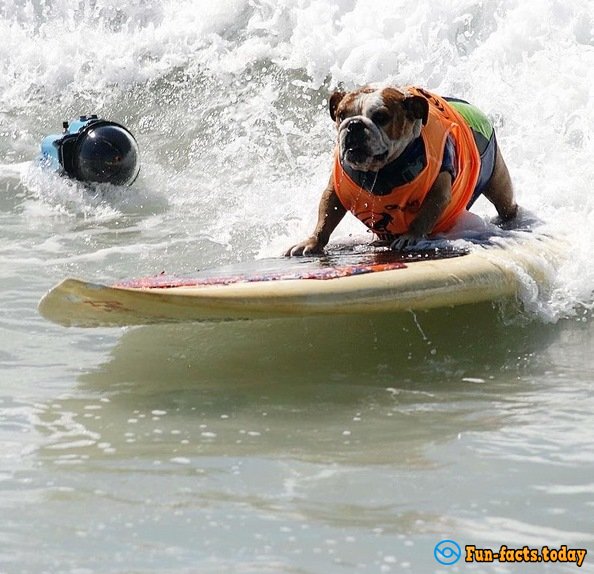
[372,110,390,125]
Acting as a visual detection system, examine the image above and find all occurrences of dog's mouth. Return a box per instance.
[372,150,388,162]
[344,148,389,170]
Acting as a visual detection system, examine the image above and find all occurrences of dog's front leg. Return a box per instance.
[391,172,452,250]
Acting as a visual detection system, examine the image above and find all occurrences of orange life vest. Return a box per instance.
[333,87,481,238]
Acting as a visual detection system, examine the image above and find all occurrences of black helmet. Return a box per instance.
[71,121,140,186]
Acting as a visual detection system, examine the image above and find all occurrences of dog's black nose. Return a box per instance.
[345,119,366,148]
[346,119,365,134]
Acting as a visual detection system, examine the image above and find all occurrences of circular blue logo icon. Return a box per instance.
[434,539,462,565]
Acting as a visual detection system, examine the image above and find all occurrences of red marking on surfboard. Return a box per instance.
[83,299,128,312]
[114,261,408,289]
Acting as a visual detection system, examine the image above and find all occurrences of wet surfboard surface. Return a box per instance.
[38,234,563,327]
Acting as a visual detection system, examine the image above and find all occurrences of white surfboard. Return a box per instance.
[38,231,564,328]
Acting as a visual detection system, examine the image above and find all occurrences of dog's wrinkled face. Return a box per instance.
[330,86,429,172]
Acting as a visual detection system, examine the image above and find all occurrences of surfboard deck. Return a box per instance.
[38,233,564,327]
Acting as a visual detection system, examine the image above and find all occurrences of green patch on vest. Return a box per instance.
[448,100,494,141]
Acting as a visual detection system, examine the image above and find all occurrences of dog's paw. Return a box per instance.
[389,234,424,251]
[285,238,325,257]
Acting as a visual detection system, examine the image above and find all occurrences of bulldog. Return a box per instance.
[286,85,518,255]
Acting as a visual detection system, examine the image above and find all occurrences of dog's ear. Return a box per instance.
[329,91,346,122]
[403,95,429,125]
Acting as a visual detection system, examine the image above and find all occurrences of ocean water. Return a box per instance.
[1,0,594,572]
